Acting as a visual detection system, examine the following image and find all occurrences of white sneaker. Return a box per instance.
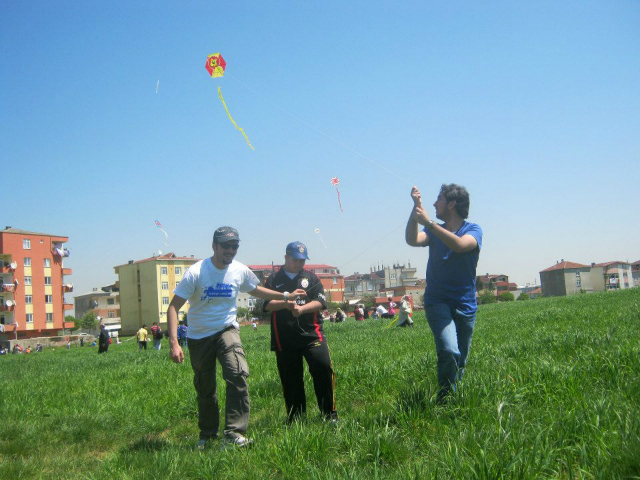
[220,434,253,450]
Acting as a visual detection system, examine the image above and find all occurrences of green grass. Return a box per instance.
[1,289,639,479]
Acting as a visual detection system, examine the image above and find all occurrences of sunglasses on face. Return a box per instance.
[218,243,239,251]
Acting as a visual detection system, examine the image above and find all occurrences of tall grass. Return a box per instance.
[1,289,639,479]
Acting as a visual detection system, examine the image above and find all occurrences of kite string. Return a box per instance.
[227,74,413,186]
[218,86,255,150]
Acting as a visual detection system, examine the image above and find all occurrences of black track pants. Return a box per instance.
[275,341,336,422]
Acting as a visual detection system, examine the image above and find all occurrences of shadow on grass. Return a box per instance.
[127,435,171,452]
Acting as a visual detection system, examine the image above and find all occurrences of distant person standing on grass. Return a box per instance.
[150,322,163,350]
[167,227,307,450]
[136,324,149,351]
[406,184,482,403]
[98,324,110,354]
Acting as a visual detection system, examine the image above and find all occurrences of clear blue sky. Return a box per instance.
[2,1,639,301]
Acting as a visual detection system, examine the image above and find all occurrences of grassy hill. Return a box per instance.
[1,289,639,479]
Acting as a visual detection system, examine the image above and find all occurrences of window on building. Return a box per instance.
[175,267,182,275]
[46,313,53,322]
[107,298,115,305]
[324,269,329,273]
[45,295,52,303]
[44,258,51,268]
[162,296,169,305]
[161,267,168,275]
[576,279,581,288]
[575,272,581,278]
[24,257,31,267]
[162,282,169,290]
[25,295,32,304]
[357,284,363,292]
[44,277,51,285]
[25,276,32,286]
[108,311,115,318]
[26,313,33,323]
[23,239,31,249]
[367,282,373,291]
[333,277,338,285]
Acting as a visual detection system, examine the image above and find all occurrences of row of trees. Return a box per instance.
[66,312,99,330]
[478,291,531,305]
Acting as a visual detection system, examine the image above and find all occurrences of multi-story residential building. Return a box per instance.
[590,261,634,292]
[114,253,197,335]
[247,264,345,302]
[74,283,121,336]
[344,272,386,300]
[372,263,419,289]
[0,227,74,340]
[539,260,593,296]
[632,260,640,287]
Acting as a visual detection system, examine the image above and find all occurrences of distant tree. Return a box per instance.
[360,295,376,309]
[478,291,497,305]
[517,293,530,301]
[65,315,76,324]
[236,307,250,320]
[252,299,268,320]
[78,311,98,330]
[499,292,515,302]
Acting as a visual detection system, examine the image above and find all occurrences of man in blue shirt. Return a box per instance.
[405,184,483,402]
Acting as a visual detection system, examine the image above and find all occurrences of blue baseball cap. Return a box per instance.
[286,241,309,260]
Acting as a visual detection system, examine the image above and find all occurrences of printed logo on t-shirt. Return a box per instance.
[201,283,234,300]
[300,278,309,288]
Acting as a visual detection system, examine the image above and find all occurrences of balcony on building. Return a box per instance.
[0,301,15,312]
[2,322,17,332]
[2,283,16,293]
[52,243,71,258]
[63,268,73,276]
[63,283,74,293]
[63,320,75,329]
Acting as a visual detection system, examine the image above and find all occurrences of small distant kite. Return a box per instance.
[331,177,343,212]
[205,53,254,150]
[314,228,327,249]
[155,220,169,246]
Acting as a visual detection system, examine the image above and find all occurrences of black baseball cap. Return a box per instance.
[213,226,240,244]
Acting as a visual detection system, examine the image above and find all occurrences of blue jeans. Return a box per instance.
[426,303,476,399]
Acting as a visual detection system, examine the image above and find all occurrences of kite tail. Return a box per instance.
[160,229,169,246]
[384,317,399,330]
[218,86,255,150]
[335,187,343,213]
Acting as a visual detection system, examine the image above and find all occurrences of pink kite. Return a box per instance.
[331,177,343,212]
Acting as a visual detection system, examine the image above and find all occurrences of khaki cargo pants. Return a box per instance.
[188,327,250,440]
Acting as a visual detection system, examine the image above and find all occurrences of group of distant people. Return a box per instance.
[135,320,188,351]
[0,343,43,355]
[325,296,414,327]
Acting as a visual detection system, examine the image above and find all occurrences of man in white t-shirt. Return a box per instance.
[376,304,390,318]
[167,226,306,450]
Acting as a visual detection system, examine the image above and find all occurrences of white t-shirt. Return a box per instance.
[376,305,388,315]
[174,258,259,339]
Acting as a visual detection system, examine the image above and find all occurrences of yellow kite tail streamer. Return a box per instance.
[217,86,254,150]
[384,317,399,330]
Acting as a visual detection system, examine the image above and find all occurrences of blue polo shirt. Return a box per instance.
[424,221,482,315]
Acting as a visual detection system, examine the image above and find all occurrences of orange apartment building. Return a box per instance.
[247,264,345,302]
[0,227,74,340]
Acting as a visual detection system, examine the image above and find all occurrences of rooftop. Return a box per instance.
[540,261,589,273]
[1,227,68,239]
[115,253,199,268]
